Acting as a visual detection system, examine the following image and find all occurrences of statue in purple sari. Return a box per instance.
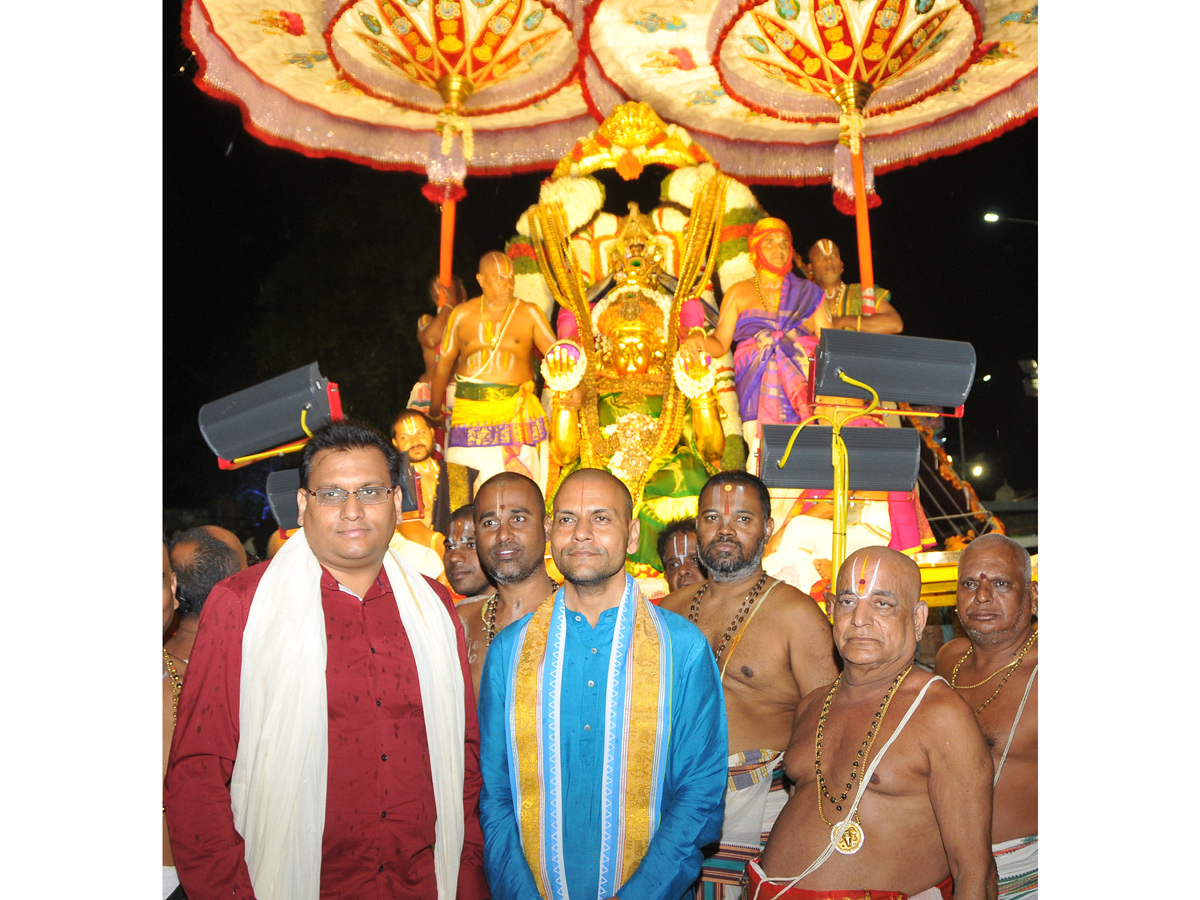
[684,217,825,439]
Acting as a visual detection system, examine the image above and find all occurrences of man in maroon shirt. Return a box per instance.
[164,420,488,900]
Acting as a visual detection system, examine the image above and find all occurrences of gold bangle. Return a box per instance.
[554,393,582,411]
[690,394,716,410]
[856,314,862,332]
[687,326,708,341]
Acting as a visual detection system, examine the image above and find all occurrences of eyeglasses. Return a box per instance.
[305,487,395,507]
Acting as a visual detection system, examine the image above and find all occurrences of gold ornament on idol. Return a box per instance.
[952,627,1038,714]
[814,663,913,854]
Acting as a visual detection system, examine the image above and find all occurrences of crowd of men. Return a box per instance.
[163,419,1037,900]
[163,237,1035,900]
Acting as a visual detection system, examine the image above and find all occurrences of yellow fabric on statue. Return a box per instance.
[448,379,548,448]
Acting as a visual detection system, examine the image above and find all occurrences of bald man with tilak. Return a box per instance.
[429,251,558,489]
[753,547,996,900]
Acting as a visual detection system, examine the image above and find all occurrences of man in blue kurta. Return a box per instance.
[479,468,728,900]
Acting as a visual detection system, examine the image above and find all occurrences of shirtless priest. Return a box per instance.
[936,534,1038,899]
[660,471,838,899]
[752,547,996,900]
[429,251,557,489]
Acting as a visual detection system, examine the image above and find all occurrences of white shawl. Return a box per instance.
[230,528,466,900]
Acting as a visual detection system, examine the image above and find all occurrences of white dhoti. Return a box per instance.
[696,750,787,900]
[994,835,1037,899]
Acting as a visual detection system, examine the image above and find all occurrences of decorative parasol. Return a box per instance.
[184,0,593,285]
[182,0,1035,279]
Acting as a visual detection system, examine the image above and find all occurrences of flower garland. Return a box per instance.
[672,352,716,400]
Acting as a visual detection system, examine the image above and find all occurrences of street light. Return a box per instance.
[983,211,1038,226]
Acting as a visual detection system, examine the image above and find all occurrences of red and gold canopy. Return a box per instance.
[183,0,1036,180]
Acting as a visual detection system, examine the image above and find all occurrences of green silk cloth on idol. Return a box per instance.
[563,390,714,571]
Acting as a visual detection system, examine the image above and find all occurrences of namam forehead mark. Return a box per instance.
[397,415,425,435]
[836,553,897,603]
[481,251,512,277]
[670,531,695,561]
[813,238,838,258]
[556,472,617,518]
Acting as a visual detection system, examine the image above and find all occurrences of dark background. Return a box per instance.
[164,25,1037,547]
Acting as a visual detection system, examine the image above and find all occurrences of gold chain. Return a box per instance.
[482,592,500,647]
[952,628,1038,713]
[754,273,781,316]
[482,299,513,348]
[815,663,912,819]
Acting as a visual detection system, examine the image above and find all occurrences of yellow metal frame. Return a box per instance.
[220,408,317,469]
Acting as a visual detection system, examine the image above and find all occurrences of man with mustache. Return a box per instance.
[936,534,1038,899]
[661,471,839,899]
[458,472,557,698]
[479,468,727,900]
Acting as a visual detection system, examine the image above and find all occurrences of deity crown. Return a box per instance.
[607,202,664,290]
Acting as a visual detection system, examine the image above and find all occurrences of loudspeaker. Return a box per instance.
[198,362,342,462]
[812,330,976,408]
[266,469,302,531]
[759,424,920,491]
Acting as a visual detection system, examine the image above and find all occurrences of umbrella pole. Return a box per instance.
[851,146,875,307]
[439,199,457,289]
[834,79,877,308]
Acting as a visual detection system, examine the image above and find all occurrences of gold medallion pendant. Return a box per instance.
[832,819,864,854]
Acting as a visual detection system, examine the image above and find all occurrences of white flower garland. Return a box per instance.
[539,176,604,234]
[672,353,716,400]
[540,340,586,393]
[718,252,756,292]
[663,163,717,209]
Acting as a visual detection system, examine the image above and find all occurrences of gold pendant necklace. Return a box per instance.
[814,663,913,854]
[952,628,1038,713]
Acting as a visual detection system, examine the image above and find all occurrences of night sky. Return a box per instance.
[163,22,1037,527]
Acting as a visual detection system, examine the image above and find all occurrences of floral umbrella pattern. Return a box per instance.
[183,0,592,174]
[327,0,576,114]
[717,0,979,118]
[182,0,1035,182]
